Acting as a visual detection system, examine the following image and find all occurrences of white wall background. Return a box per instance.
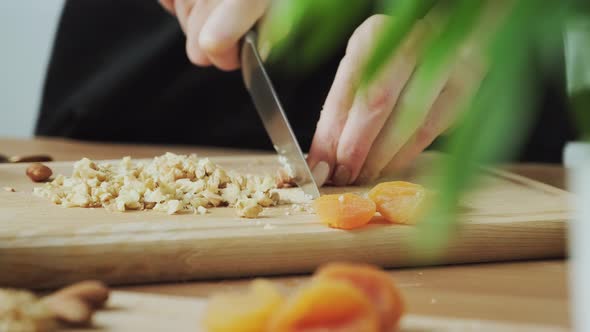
[0,1,64,138]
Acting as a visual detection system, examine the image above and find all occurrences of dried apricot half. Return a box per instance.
[368,181,427,225]
[267,279,379,332]
[315,263,404,331]
[313,193,376,230]
[203,279,284,332]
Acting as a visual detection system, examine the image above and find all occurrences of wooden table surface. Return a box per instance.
[1,137,571,328]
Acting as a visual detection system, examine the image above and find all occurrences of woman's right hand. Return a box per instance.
[159,0,271,71]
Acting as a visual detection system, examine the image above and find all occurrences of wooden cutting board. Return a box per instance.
[64,291,567,332]
[0,153,569,289]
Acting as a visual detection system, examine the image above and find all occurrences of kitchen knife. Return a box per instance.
[241,31,320,199]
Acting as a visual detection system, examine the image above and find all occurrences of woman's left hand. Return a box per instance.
[307,14,487,186]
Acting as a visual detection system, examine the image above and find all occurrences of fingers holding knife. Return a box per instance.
[160,0,270,71]
[308,15,432,186]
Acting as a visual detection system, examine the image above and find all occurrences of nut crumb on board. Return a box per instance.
[291,204,304,212]
[236,198,264,218]
[276,168,296,189]
[32,153,293,218]
[277,156,295,178]
[3,187,15,192]
[196,206,208,215]
[290,203,313,213]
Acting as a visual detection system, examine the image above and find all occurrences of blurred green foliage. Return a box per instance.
[261,0,372,70]
[565,3,590,140]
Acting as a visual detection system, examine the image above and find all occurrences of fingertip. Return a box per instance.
[332,165,351,187]
[185,41,212,67]
[335,132,373,185]
[382,155,414,176]
[159,0,176,15]
[207,46,241,71]
[198,30,241,70]
[355,167,379,186]
[217,62,240,72]
[199,27,235,56]
[308,129,339,186]
[215,55,241,71]
[310,161,330,187]
[198,30,220,54]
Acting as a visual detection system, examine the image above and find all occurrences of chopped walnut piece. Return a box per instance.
[236,198,263,218]
[276,168,296,188]
[197,206,208,215]
[291,204,305,212]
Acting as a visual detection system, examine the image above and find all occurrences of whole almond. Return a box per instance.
[42,280,110,326]
[51,280,110,309]
[42,295,92,325]
[26,163,53,182]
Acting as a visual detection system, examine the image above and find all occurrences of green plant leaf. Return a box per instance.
[414,0,540,256]
[360,0,438,86]
[564,6,590,140]
[382,0,486,148]
[261,0,370,71]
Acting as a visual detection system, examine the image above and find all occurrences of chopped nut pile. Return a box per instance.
[0,281,110,332]
[33,153,286,218]
[0,289,56,332]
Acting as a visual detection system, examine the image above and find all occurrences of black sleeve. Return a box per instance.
[35,0,360,151]
[517,24,578,163]
[36,0,265,148]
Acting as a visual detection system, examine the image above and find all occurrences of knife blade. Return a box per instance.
[241,31,320,199]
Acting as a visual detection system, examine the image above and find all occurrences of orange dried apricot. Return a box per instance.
[315,263,404,331]
[313,193,376,230]
[368,181,427,225]
[203,279,284,332]
[267,279,379,332]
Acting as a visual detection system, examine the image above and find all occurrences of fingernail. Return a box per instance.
[311,161,330,186]
[333,165,351,186]
[355,171,370,185]
[356,168,378,185]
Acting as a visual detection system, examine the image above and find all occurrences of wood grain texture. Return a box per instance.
[65,291,568,332]
[0,153,569,289]
[0,136,263,161]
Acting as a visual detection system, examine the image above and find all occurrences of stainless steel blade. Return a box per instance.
[241,31,320,199]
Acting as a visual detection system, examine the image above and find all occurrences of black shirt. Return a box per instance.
[36,0,577,163]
